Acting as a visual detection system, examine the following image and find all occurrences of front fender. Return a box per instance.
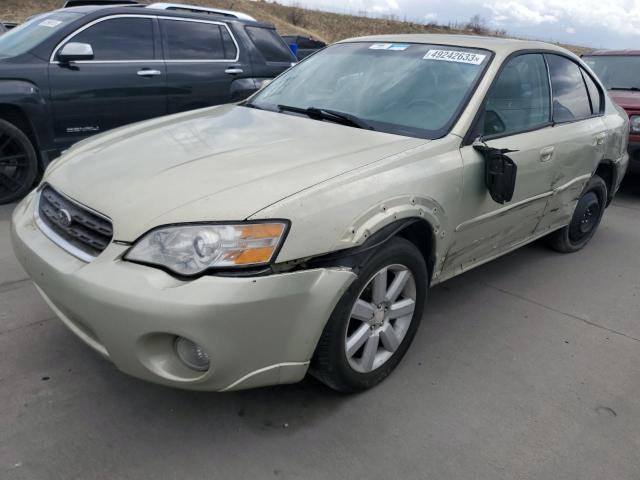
[0,79,54,161]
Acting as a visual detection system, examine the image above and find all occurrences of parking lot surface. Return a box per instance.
[1,178,639,480]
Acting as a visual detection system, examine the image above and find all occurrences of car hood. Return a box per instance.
[45,105,426,241]
[608,90,640,111]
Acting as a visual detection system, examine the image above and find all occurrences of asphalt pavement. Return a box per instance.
[1,177,639,480]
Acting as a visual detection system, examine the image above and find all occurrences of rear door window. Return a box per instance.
[245,26,294,63]
[546,54,592,122]
[162,19,237,60]
[64,17,155,61]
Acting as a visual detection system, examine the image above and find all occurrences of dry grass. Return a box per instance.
[0,0,591,54]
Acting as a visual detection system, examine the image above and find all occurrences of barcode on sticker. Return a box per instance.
[423,49,486,65]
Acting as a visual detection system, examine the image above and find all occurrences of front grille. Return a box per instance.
[36,185,113,261]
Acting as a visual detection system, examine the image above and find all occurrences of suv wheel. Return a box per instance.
[311,237,427,392]
[545,175,607,253]
[0,118,38,205]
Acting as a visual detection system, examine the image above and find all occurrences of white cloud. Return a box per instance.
[266,0,640,47]
[483,0,640,36]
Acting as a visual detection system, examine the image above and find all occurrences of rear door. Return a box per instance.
[536,54,607,232]
[244,25,296,79]
[48,15,167,149]
[160,17,247,113]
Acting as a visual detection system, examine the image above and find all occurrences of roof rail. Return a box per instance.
[63,0,139,7]
[146,3,257,21]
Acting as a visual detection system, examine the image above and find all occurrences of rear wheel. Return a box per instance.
[311,237,427,393]
[0,118,38,205]
[545,175,607,253]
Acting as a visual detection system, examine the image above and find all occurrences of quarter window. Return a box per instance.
[582,70,602,115]
[245,26,294,63]
[62,17,155,61]
[162,20,237,60]
[546,54,592,122]
[481,54,550,137]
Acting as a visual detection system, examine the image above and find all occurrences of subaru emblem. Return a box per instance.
[57,208,72,227]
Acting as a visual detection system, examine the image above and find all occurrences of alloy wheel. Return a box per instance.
[344,264,417,373]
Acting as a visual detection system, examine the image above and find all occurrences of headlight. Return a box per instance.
[125,222,288,276]
[630,115,640,133]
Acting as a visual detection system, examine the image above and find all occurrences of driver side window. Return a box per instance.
[481,54,550,137]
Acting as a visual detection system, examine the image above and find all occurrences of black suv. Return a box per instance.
[0,3,296,203]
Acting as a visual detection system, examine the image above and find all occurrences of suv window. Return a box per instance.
[0,11,83,59]
[245,26,294,63]
[582,70,602,115]
[481,53,550,137]
[546,54,592,122]
[162,19,237,60]
[62,17,154,61]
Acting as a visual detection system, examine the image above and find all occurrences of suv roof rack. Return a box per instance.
[63,0,140,7]
[146,3,257,21]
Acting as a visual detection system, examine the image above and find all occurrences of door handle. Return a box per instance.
[595,132,607,145]
[224,67,244,75]
[540,146,555,162]
[137,69,162,77]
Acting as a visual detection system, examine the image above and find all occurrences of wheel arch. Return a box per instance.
[0,104,38,150]
[305,217,439,285]
[594,159,615,206]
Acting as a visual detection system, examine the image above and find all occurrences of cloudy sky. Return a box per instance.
[271,0,640,49]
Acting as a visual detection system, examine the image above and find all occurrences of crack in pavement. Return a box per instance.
[0,278,31,294]
[0,316,57,337]
[480,281,640,343]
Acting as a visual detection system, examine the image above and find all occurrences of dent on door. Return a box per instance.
[440,133,557,280]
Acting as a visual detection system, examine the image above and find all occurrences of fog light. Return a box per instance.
[174,337,210,372]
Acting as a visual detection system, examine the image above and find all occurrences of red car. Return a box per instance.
[583,50,640,173]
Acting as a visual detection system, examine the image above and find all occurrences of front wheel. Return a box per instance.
[545,175,607,253]
[311,237,428,393]
[0,118,39,205]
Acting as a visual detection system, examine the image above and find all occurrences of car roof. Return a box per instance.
[586,49,640,56]
[339,34,572,57]
[60,4,272,27]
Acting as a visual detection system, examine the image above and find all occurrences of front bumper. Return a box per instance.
[11,193,356,391]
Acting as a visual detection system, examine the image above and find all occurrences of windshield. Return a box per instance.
[247,42,491,139]
[0,11,83,59]
[582,55,640,90]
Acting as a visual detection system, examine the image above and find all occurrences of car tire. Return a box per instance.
[311,237,428,393]
[545,175,607,253]
[0,118,39,205]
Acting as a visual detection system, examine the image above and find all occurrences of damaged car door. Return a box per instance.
[444,53,556,275]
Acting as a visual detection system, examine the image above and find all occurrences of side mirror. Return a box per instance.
[58,42,94,63]
[473,143,518,204]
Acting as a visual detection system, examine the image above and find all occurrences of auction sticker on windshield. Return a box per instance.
[423,49,486,64]
[370,43,411,51]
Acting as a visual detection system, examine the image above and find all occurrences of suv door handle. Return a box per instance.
[225,67,244,75]
[137,69,162,77]
[540,146,555,162]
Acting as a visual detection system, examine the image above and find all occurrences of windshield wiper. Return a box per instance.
[277,104,375,131]
[610,86,640,91]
